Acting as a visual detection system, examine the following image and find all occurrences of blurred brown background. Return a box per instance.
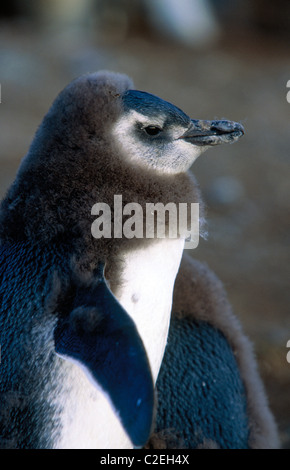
[0,0,289,448]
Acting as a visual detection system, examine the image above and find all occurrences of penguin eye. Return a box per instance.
[144,125,162,136]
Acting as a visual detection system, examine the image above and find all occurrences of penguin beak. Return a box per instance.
[180,119,244,146]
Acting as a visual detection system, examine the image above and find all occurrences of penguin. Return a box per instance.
[0,71,278,449]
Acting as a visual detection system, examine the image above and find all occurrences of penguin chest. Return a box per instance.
[115,237,185,382]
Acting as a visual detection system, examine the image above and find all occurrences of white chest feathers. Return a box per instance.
[53,360,133,449]
[116,237,185,382]
[53,238,184,449]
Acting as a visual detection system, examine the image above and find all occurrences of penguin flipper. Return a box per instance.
[151,253,279,449]
[54,273,154,448]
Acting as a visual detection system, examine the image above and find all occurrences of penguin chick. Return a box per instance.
[0,71,244,449]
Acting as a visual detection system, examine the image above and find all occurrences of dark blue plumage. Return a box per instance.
[122,90,190,127]
[0,241,68,448]
[155,317,249,448]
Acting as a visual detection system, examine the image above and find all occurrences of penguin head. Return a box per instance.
[16,70,244,179]
[113,89,244,174]
[0,71,243,250]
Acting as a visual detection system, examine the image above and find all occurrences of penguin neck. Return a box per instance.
[113,237,185,383]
